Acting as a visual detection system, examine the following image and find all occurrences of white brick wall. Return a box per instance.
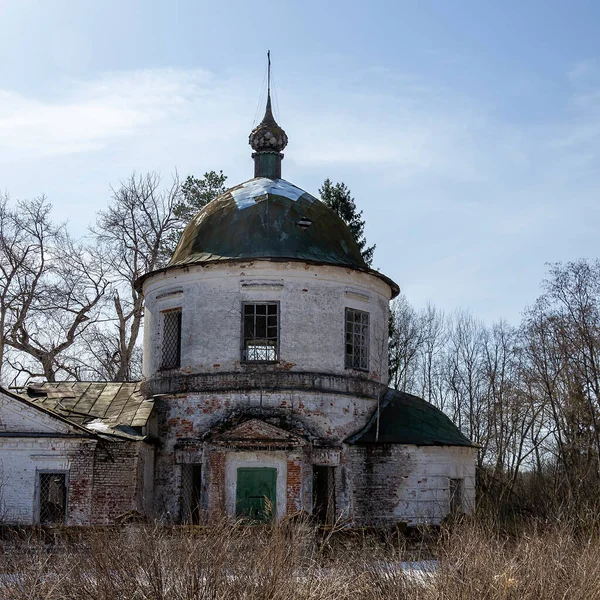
[0,438,91,524]
[0,390,97,525]
[0,394,73,434]
[142,260,392,382]
[347,444,477,525]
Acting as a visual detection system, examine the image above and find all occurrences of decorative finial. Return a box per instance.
[249,51,288,178]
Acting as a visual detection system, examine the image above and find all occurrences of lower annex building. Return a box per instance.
[0,82,476,527]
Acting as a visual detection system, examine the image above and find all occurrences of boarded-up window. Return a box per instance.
[242,303,279,362]
[39,473,67,524]
[449,478,463,513]
[160,309,182,370]
[345,308,369,370]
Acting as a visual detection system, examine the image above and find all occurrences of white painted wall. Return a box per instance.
[347,444,476,526]
[0,390,95,525]
[142,260,392,382]
[0,394,74,434]
[395,445,476,525]
[167,390,378,441]
[0,439,89,524]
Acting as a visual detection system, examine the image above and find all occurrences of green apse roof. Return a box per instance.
[170,178,369,271]
[347,388,475,447]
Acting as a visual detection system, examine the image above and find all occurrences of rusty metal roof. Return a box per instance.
[346,388,474,447]
[20,382,152,439]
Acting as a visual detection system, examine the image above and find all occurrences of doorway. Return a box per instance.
[313,466,336,525]
[181,464,202,524]
[235,467,277,522]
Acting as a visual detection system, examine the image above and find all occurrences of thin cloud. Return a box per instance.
[0,65,599,324]
[0,69,237,161]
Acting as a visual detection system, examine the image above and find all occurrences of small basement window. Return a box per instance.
[345,308,369,370]
[242,302,279,362]
[38,472,67,525]
[160,308,182,370]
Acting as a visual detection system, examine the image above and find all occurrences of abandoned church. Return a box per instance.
[0,86,476,527]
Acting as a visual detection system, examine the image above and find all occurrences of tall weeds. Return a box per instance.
[0,517,599,599]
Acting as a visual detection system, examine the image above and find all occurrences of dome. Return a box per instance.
[248,95,288,154]
[169,177,368,271]
[138,72,399,298]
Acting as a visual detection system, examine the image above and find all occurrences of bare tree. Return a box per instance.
[388,294,424,391]
[520,260,600,507]
[444,310,488,453]
[88,172,180,381]
[415,303,448,410]
[1,195,109,383]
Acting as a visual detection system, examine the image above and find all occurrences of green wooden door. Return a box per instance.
[236,468,277,521]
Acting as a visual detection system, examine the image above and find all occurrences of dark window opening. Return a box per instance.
[181,464,202,525]
[242,302,279,362]
[313,466,336,525]
[39,473,67,525]
[160,309,182,370]
[449,478,463,514]
[345,308,369,370]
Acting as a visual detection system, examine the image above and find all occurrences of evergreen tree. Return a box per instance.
[319,179,375,266]
[161,170,228,260]
[176,170,228,222]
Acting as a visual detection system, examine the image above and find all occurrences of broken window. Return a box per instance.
[38,472,67,524]
[449,478,463,514]
[242,302,279,362]
[180,464,202,525]
[345,308,369,370]
[160,308,182,370]
[313,466,336,525]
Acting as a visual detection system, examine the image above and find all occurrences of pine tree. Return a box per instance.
[319,179,375,267]
[176,170,228,222]
[160,170,228,260]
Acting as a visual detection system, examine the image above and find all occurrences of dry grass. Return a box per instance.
[0,517,599,599]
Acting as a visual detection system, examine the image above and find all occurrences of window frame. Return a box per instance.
[344,307,370,371]
[240,301,280,364]
[159,307,182,371]
[36,470,69,525]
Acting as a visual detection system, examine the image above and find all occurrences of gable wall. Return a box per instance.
[0,392,74,434]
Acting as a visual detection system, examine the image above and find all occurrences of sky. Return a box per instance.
[0,0,599,324]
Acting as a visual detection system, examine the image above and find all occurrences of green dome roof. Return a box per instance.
[346,388,474,447]
[169,177,369,271]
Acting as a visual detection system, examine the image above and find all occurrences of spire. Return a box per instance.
[249,51,288,179]
[267,48,271,100]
